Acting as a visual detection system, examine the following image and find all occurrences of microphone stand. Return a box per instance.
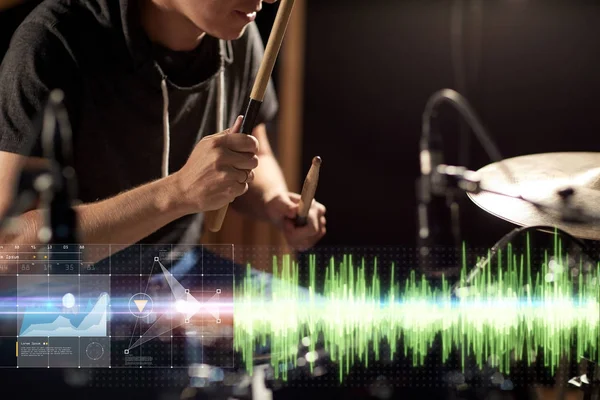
[569,358,600,400]
[40,89,79,245]
[0,90,78,245]
[420,91,600,399]
[417,89,515,279]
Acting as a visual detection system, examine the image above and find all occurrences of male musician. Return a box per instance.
[0,0,326,251]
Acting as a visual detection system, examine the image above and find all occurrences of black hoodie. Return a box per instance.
[0,0,278,246]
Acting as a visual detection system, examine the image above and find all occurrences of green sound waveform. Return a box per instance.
[234,241,600,382]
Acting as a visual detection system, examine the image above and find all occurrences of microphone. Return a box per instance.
[416,89,515,276]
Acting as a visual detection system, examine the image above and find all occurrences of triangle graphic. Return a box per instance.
[134,299,148,312]
[204,292,220,320]
[185,292,202,320]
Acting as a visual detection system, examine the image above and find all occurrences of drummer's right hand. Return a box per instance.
[171,115,259,214]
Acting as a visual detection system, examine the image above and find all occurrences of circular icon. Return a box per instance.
[62,293,76,309]
[128,293,153,318]
[85,342,104,361]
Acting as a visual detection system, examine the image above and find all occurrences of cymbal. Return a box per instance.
[468,152,600,241]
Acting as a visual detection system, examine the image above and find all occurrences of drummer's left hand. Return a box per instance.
[265,192,326,251]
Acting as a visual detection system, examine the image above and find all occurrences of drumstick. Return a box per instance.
[206,0,296,233]
[295,156,322,226]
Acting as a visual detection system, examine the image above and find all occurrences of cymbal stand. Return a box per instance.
[569,358,600,400]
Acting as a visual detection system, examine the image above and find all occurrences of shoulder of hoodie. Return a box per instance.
[11,0,123,59]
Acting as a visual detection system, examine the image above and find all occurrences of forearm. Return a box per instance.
[0,175,186,258]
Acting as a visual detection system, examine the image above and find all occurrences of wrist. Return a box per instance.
[155,174,191,217]
[261,187,288,206]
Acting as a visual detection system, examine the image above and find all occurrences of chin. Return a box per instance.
[213,25,249,41]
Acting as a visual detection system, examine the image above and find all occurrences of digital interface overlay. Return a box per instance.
[0,235,597,388]
[0,244,234,369]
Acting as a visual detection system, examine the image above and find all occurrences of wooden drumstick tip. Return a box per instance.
[295,156,322,227]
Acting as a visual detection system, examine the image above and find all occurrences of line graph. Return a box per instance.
[19,293,108,337]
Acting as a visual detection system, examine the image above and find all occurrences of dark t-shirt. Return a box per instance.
[0,0,278,246]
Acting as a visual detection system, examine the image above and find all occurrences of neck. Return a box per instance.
[140,0,206,51]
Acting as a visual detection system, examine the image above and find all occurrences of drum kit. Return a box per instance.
[467,152,600,399]
[177,152,600,400]
[469,152,600,241]
[417,90,600,400]
[465,152,600,400]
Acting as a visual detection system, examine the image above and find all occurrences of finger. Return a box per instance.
[316,201,326,215]
[226,167,250,184]
[288,192,301,202]
[296,215,326,250]
[284,197,299,219]
[307,198,326,215]
[225,133,259,154]
[289,193,326,215]
[318,221,326,237]
[274,195,297,220]
[232,169,254,184]
[209,116,243,141]
[296,237,316,252]
[284,220,308,244]
[229,115,243,134]
[308,206,321,233]
[284,225,321,252]
[228,150,259,170]
[288,213,320,239]
[302,228,326,251]
[232,181,249,197]
[244,169,255,184]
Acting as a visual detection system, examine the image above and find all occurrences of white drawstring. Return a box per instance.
[160,78,171,178]
[159,40,231,179]
[217,40,229,133]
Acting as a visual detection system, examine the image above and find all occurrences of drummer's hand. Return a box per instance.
[265,192,326,251]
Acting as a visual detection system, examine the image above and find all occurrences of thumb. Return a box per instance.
[282,196,298,219]
[229,115,244,134]
[274,194,298,219]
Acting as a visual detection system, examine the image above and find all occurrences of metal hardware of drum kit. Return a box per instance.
[200,85,600,398]
[169,146,600,400]
[199,152,600,400]
[467,152,600,400]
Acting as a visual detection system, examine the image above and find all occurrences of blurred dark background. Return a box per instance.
[301,0,600,251]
